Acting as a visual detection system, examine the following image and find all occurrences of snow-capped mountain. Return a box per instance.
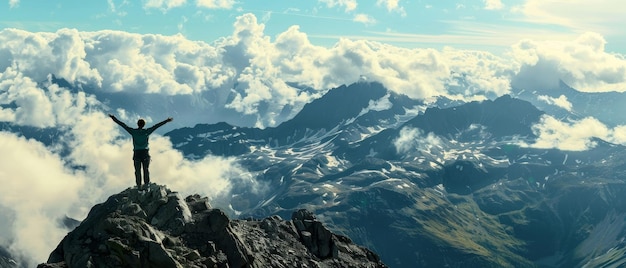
[165,81,626,267]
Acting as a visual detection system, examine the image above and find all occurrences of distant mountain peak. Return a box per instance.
[263,82,421,145]
[404,95,544,139]
[278,82,389,130]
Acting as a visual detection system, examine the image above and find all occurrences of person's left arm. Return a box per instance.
[147,117,173,134]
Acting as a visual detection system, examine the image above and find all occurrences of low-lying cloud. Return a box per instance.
[394,127,443,155]
[537,94,573,112]
[0,131,85,266]
[0,109,257,266]
[524,115,626,151]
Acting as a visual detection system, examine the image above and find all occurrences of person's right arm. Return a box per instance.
[109,114,133,134]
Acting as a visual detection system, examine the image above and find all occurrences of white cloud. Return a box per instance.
[0,67,99,128]
[107,0,129,15]
[143,0,235,11]
[484,0,504,10]
[80,30,231,95]
[610,125,626,145]
[8,0,19,8]
[441,47,513,97]
[527,116,605,151]
[524,115,626,151]
[376,0,406,16]
[0,28,101,86]
[318,0,357,12]
[394,127,442,154]
[0,132,85,266]
[107,0,116,12]
[510,32,626,92]
[537,95,572,111]
[144,0,187,10]
[353,13,376,25]
[196,0,235,9]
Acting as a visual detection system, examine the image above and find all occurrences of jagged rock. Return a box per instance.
[292,209,338,259]
[38,184,387,268]
[36,263,66,268]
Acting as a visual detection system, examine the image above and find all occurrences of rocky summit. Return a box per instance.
[38,184,386,268]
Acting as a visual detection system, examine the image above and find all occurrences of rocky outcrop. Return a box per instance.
[38,184,386,268]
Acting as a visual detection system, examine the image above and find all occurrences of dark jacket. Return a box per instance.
[111,117,169,151]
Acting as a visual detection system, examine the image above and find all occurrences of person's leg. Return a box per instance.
[134,160,142,187]
[142,157,151,185]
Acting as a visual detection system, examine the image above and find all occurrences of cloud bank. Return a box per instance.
[2,14,625,128]
[0,131,85,265]
[510,32,626,92]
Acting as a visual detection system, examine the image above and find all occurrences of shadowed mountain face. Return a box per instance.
[38,184,387,268]
[165,82,626,267]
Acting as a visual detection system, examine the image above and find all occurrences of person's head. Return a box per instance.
[137,119,146,129]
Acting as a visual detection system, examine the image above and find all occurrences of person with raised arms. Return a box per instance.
[109,114,173,189]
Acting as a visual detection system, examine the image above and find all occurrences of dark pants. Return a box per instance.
[133,150,151,187]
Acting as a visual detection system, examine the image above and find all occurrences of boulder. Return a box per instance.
[292,209,338,259]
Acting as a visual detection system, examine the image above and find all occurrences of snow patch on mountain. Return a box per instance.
[357,93,393,116]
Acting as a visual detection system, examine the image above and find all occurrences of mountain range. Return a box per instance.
[5,80,626,267]
[163,81,626,267]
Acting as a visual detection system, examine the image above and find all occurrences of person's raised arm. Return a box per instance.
[109,114,133,133]
[147,117,173,133]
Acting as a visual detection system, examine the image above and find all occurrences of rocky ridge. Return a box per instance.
[38,184,386,268]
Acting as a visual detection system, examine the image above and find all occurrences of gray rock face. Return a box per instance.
[38,184,387,268]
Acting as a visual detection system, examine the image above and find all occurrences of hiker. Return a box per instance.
[109,114,173,188]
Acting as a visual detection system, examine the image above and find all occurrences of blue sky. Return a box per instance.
[2,0,625,54]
